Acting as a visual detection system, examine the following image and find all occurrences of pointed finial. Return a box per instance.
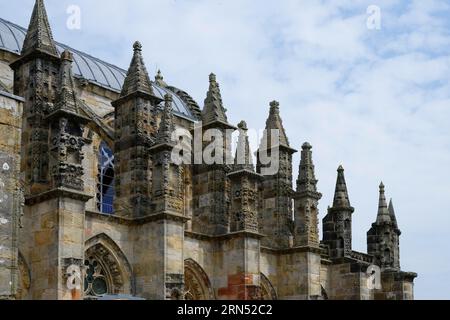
[296,142,321,199]
[156,69,163,80]
[46,49,86,120]
[155,69,168,87]
[120,41,154,98]
[262,100,290,148]
[22,0,58,57]
[332,165,351,208]
[270,100,280,111]
[376,182,391,223]
[133,41,142,51]
[202,73,229,125]
[234,120,254,171]
[155,94,175,146]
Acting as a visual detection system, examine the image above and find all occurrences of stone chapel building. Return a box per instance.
[0,0,417,300]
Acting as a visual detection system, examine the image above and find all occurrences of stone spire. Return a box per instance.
[155,69,168,87]
[21,0,58,57]
[234,121,254,171]
[293,142,322,247]
[51,51,79,116]
[202,73,229,125]
[389,199,399,229]
[263,101,290,149]
[155,94,175,146]
[376,182,391,224]
[120,41,154,98]
[296,142,320,197]
[46,50,89,123]
[228,120,261,234]
[322,165,354,258]
[368,183,402,270]
[332,165,351,208]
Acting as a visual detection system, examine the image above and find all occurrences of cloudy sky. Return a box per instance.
[1,0,449,299]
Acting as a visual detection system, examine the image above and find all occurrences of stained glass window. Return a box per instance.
[96,142,114,214]
[84,258,109,297]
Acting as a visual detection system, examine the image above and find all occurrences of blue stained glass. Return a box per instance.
[97,142,114,214]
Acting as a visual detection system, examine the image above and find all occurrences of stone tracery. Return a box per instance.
[84,234,133,298]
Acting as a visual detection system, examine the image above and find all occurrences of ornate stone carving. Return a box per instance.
[184,259,214,300]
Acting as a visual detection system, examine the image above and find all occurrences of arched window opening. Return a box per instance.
[184,259,214,300]
[96,142,114,214]
[84,234,134,299]
[260,273,277,300]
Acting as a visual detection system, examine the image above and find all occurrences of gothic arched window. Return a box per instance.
[96,142,115,214]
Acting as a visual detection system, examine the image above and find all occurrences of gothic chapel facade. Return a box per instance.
[0,0,416,300]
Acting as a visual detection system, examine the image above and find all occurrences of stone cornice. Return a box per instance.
[86,210,190,225]
[25,187,93,205]
[111,90,163,108]
[294,190,322,201]
[10,49,60,70]
[184,230,264,241]
[260,245,325,255]
[227,169,263,179]
[257,144,298,155]
[381,269,418,282]
[200,120,237,131]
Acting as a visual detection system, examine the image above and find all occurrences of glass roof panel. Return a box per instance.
[71,50,96,81]
[0,17,197,121]
[84,57,110,87]
[152,84,193,118]
[99,64,123,91]
[0,19,24,53]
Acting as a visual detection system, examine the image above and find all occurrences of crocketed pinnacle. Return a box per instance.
[54,50,79,114]
[376,182,391,224]
[120,41,154,98]
[234,121,254,171]
[296,142,320,196]
[22,0,58,57]
[155,94,175,146]
[332,165,351,208]
[202,73,229,125]
[262,101,290,149]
